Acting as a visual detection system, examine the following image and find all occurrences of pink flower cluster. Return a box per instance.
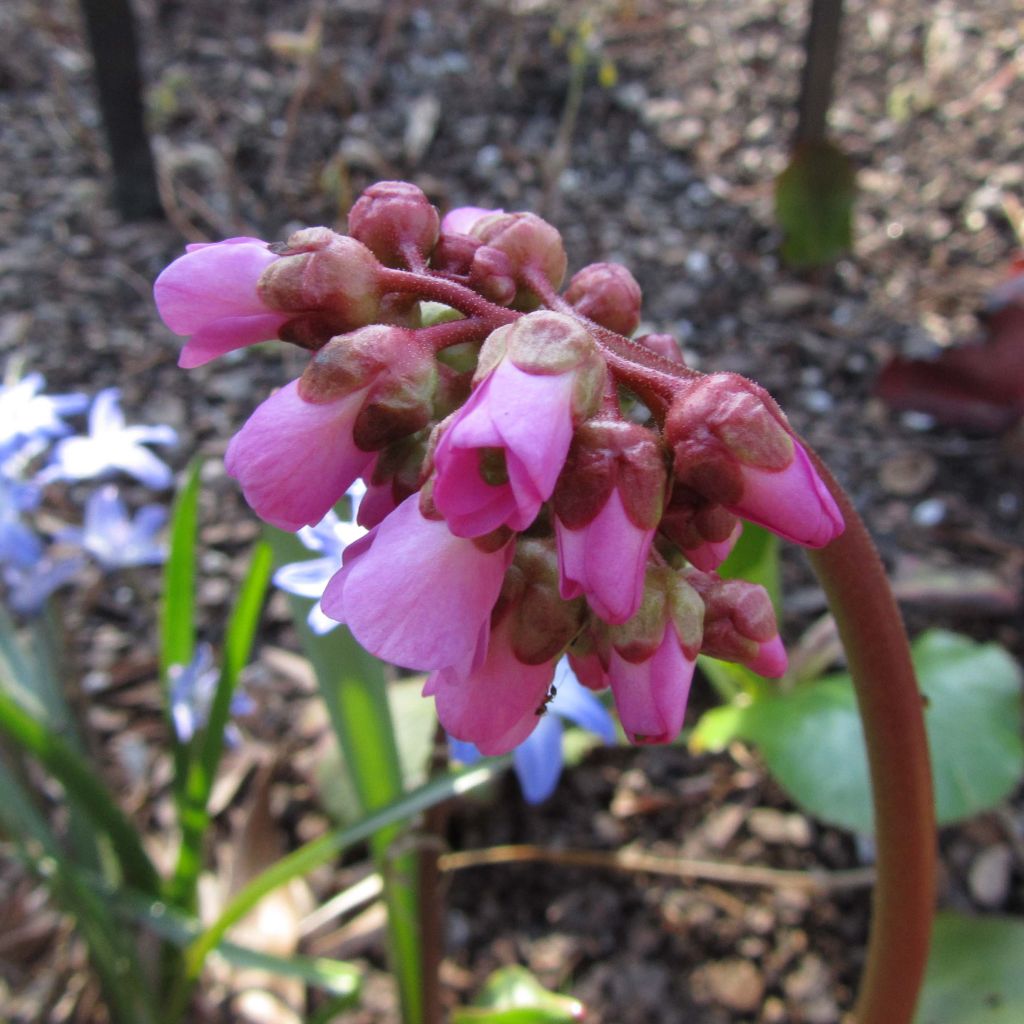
[155,181,844,753]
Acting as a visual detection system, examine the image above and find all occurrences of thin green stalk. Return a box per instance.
[806,452,935,1024]
[0,689,161,895]
[267,525,427,1024]
[171,758,511,1017]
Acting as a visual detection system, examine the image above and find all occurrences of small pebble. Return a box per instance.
[968,844,1013,908]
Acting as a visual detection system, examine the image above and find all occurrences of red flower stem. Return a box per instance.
[378,266,519,326]
[804,447,935,1024]
[417,316,494,352]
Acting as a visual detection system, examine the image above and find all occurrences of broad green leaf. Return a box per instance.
[691,630,1024,834]
[775,139,856,268]
[915,913,1024,1024]
[452,966,583,1024]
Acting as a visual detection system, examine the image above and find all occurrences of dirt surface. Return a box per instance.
[2,1,1023,1022]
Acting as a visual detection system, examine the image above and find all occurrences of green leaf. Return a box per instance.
[160,460,201,678]
[0,756,158,1024]
[775,139,856,268]
[168,540,273,912]
[113,887,361,1001]
[452,966,584,1024]
[915,913,1024,1023]
[690,630,1024,834]
[0,689,161,895]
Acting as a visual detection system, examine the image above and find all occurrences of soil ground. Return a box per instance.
[1,1,1023,1022]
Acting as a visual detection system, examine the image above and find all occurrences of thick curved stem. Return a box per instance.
[805,450,935,1024]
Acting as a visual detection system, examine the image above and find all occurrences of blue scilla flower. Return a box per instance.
[449,657,617,804]
[0,474,44,569]
[60,485,167,570]
[168,643,254,745]
[0,371,88,464]
[43,388,177,488]
[273,481,367,634]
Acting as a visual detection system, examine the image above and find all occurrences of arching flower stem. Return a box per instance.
[378,267,519,326]
[805,445,935,1024]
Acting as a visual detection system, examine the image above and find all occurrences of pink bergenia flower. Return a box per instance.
[425,611,557,756]
[553,420,665,624]
[667,374,844,550]
[155,238,289,368]
[556,487,653,624]
[225,379,373,531]
[432,313,605,538]
[321,493,514,674]
[608,620,697,745]
[726,441,843,548]
[681,521,742,572]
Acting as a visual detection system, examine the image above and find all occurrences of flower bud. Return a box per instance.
[635,332,684,363]
[347,180,440,268]
[659,487,741,571]
[299,324,438,450]
[469,212,567,307]
[258,227,382,328]
[358,433,429,529]
[665,374,843,548]
[469,245,517,306]
[475,311,606,423]
[565,262,642,336]
[684,570,787,677]
[500,539,585,666]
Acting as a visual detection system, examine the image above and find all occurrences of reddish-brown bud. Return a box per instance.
[299,324,438,449]
[553,418,667,531]
[469,212,567,307]
[259,227,382,328]
[347,180,440,268]
[565,262,643,336]
[500,539,585,665]
[635,332,685,363]
[469,245,517,306]
[684,569,780,667]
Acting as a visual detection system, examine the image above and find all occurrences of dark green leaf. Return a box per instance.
[915,913,1024,1024]
[691,630,1024,833]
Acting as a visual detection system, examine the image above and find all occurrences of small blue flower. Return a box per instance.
[61,485,167,570]
[3,552,86,614]
[273,481,367,634]
[450,658,617,804]
[43,388,177,488]
[0,474,44,569]
[0,371,88,463]
[168,643,253,745]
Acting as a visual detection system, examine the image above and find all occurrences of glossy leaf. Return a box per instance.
[691,630,1024,833]
[452,966,584,1024]
[915,913,1024,1024]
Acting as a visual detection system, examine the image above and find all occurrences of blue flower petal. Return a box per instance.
[512,712,565,804]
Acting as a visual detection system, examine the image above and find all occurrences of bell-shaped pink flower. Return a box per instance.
[154,238,289,368]
[556,488,654,624]
[321,494,514,674]
[225,379,373,531]
[433,358,576,536]
[608,621,696,745]
[425,612,556,756]
[727,441,843,548]
[682,521,742,572]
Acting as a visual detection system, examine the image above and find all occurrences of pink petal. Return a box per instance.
[746,634,788,678]
[556,488,653,624]
[608,624,695,744]
[322,494,513,672]
[729,442,844,548]
[155,239,278,334]
[178,312,290,368]
[225,380,372,531]
[429,616,555,755]
[683,522,742,572]
[440,207,502,235]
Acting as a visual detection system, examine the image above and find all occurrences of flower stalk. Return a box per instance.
[806,450,935,1024]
